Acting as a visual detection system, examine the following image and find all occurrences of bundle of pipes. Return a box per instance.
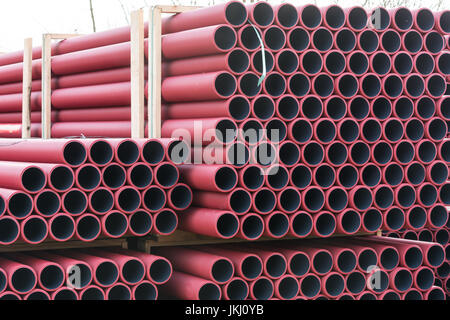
[153,236,446,300]
[0,248,172,300]
[132,2,450,240]
[0,138,191,245]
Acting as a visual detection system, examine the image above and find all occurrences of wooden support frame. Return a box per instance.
[41,33,79,139]
[21,38,33,138]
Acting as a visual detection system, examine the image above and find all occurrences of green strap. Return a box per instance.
[248,20,266,86]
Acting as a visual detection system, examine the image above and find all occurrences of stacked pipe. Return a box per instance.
[0,248,171,300]
[153,236,446,300]
[0,138,191,245]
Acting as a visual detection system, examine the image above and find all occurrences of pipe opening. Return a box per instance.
[418,141,437,163]
[300,274,320,298]
[438,52,450,75]
[264,73,286,97]
[50,215,74,241]
[425,32,444,54]
[89,140,113,166]
[301,51,323,75]
[407,206,427,229]
[252,50,274,75]
[254,143,277,166]
[429,205,448,228]
[290,165,312,189]
[404,289,422,300]
[418,229,433,242]
[142,187,166,212]
[226,278,248,300]
[61,189,87,217]
[325,5,345,29]
[380,248,399,270]
[26,290,49,300]
[23,217,47,243]
[53,288,77,300]
[214,26,236,51]
[105,211,128,237]
[313,252,333,274]
[154,209,177,235]
[304,187,324,212]
[349,7,368,30]
[241,214,263,240]
[384,163,403,186]
[267,166,289,190]
[363,208,382,232]
[346,271,365,294]
[385,207,405,231]
[130,164,152,189]
[64,141,87,166]
[288,73,310,97]
[228,49,250,75]
[0,218,18,244]
[277,50,299,74]
[336,29,356,52]
[288,28,309,52]
[301,5,321,29]
[427,74,446,97]
[439,183,450,205]
[316,120,336,143]
[397,185,416,208]
[315,213,336,237]
[419,184,437,206]
[359,30,378,53]
[383,75,403,98]
[80,287,104,300]
[241,119,263,144]
[9,192,32,218]
[40,265,64,291]
[156,163,178,188]
[384,119,404,142]
[252,277,273,300]
[350,142,370,166]
[368,269,389,293]
[303,142,324,166]
[279,189,301,213]
[405,119,424,141]
[122,259,145,285]
[267,212,289,237]
[338,74,358,98]
[428,118,447,141]
[394,269,413,292]
[394,97,414,119]
[395,141,414,164]
[372,97,391,120]
[415,53,434,75]
[371,7,390,30]
[107,284,131,300]
[362,119,381,143]
[291,212,313,237]
[254,189,276,213]
[439,11,450,32]
[290,119,312,143]
[50,166,74,192]
[404,30,423,53]
[416,9,434,31]
[11,267,36,294]
[251,2,274,27]
[96,261,119,287]
[361,74,381,97]
[325,274,345,297]
[301,96,323,120]
[437,262,449,278]
[312,28,333,52]
[149,259,172,284]
[277,4,298,28]
[382,291,401,300]
[371,53,390,76]
[67,263,92,289]
[278,276,299,300]
[326,96,346,120]
[341,210,361,234]
[327,142,347,166]
[348,52,369,75]
[229,189,251,214]
[338,165,358,188]
[277,95,299,120]
[116,140,139,165]
[352,187,372,210]
[430,162,448,184]
[404,247,423,269]
[328,188,348,212]
[438,97,450,119]
[339,119,359,143]
[314,165,335,188]
[253,96,275,121]
[266,119,287,143]
[427,245,445,267]
[22,167,45,193]
[77,215,100,240]
[142,140,164,165]
[217,213,238,238]
[89,189,113,214]
[381,30,401,53]
[362,164,381,187]
[239,25,260,51]
[169,184,191,210]
[129,211,152,235]
[394,52,413,75]
[416,268,435,291]
[264,27,285,51]
[215,73,237,98]
[290,253,309,277]
[241,166,264,191]
[394,8,413,30]
[102,164,125,189]
[404,231,418,240]
[242,256,263,280]
[266,254,287,278]
[77,165,101,191]
[358,249,378,272]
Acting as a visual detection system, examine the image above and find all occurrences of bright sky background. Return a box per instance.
[0,0,448,52]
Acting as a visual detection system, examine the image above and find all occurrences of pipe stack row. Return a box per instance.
[0,138,191,244]
[0,248,171,300]
[153,236,446,300]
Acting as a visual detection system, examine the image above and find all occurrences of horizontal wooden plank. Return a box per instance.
[157,5,202,13]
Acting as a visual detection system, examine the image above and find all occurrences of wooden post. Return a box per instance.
[41,34,52,139]
[21,38,33,139]
[130,9,145,139]
[149,6,162,139]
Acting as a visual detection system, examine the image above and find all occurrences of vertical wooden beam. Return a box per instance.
[149,6,162,138]
[41,34,52,139]
[130,9,145,139]
[21,38,33,139]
